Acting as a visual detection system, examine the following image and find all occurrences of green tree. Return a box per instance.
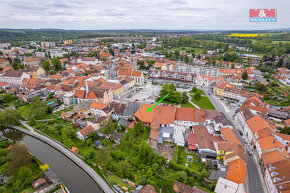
[1,94,17,103]
[47,92,55,99]
[138,141,154,164]
[277,57,284,68]
[242,70,248,80]
[254,83,267,93]
[96,147,111,167]
[280,127,290,135]
[12,62,19,70]
[194,92,201,101]
[181,92,189,104]
[17,166,32,180]
[29,97,47,119]
[191,86,197,93]
[118,160,132,178]
[51,58,61,71]
[0,109,21,126]
[42,60,51,71]
[7,144,32,175]
[84,149,97,162]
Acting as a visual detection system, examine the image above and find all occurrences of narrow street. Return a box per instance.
[200,85,265,193]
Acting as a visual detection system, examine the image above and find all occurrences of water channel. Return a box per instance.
[0,127,103,193]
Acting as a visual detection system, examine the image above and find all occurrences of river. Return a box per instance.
[0,127,103,193]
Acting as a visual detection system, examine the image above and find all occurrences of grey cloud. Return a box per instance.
[0,0,289,30]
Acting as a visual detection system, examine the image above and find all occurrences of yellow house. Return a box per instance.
[217,142,233,161]
[124,77,135,89]
[216,83,227,97]
[31,67,46,78]
[99,81,124,98]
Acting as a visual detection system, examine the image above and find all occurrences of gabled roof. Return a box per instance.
[220,127,241,145]
[132,70,142,77]
[74,90,86,99]
[257,135,287,154]
[0,81,9,87]
[246,115,273,134]
[79,125,95,137]
[193,125,215,151]
[226,158,247,185]
[90,101,107,110]
[175,107,206,123]
[135,104,175,125]
[118,68,133,76]
[261,150,288,165]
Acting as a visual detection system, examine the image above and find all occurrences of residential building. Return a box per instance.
[41,42,55,48]
[24,58,41,66]
[214,177,246,193]
[76,125,95,140]
[0,59,9,67]
[0,71,30,85]
[264,159,290,193]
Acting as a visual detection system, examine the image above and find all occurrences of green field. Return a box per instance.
[171,47,205,54]
[181,101,196,108]
[191,96,215,110]
[272,40,290,44]
[189,89,206,96]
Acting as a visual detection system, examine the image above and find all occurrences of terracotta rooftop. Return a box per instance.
[262,150,288,165]
[257,135,287,154]
[220,127,241,145]
[79,125,95,137]
[246,115,273,134]
[226,158,247,185]
[193,125,215,151]
[266,159,290,193]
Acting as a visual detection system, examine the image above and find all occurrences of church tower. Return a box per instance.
[129,43,137,70]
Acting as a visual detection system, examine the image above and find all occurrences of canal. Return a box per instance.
[0,127,103,193]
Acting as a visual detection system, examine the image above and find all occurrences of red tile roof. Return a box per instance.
[79,125,95,137]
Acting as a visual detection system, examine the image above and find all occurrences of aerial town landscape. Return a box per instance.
[0,1,289,193]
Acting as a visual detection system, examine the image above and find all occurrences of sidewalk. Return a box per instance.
[187,93,200,108]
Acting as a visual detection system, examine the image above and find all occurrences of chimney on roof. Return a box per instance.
[272,140,276,143]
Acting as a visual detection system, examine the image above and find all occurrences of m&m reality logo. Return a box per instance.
[249,9,277,22]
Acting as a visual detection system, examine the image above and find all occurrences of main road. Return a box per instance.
[200,85,264,193]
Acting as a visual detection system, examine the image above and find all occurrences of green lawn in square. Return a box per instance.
[191,96,215,110]
[189,89,206,96]
[181,102,196,108]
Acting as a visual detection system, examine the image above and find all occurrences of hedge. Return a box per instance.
[169,160,199,176]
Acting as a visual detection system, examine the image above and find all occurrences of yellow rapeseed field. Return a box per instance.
[229,33,265,37]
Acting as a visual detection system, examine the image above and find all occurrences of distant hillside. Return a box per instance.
[0,28,289,44]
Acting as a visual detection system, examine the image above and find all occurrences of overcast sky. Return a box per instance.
[0,0,289,30]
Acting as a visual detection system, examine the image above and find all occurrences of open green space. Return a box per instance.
[181,101,196,108]
[177,150,203,173]
[189,89,206,96]
[191,96,215,110]
[106,174,132,191]
[171,47,205,54]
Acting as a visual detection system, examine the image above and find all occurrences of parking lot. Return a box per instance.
[119,81,194,104]
[119,83,161,104]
